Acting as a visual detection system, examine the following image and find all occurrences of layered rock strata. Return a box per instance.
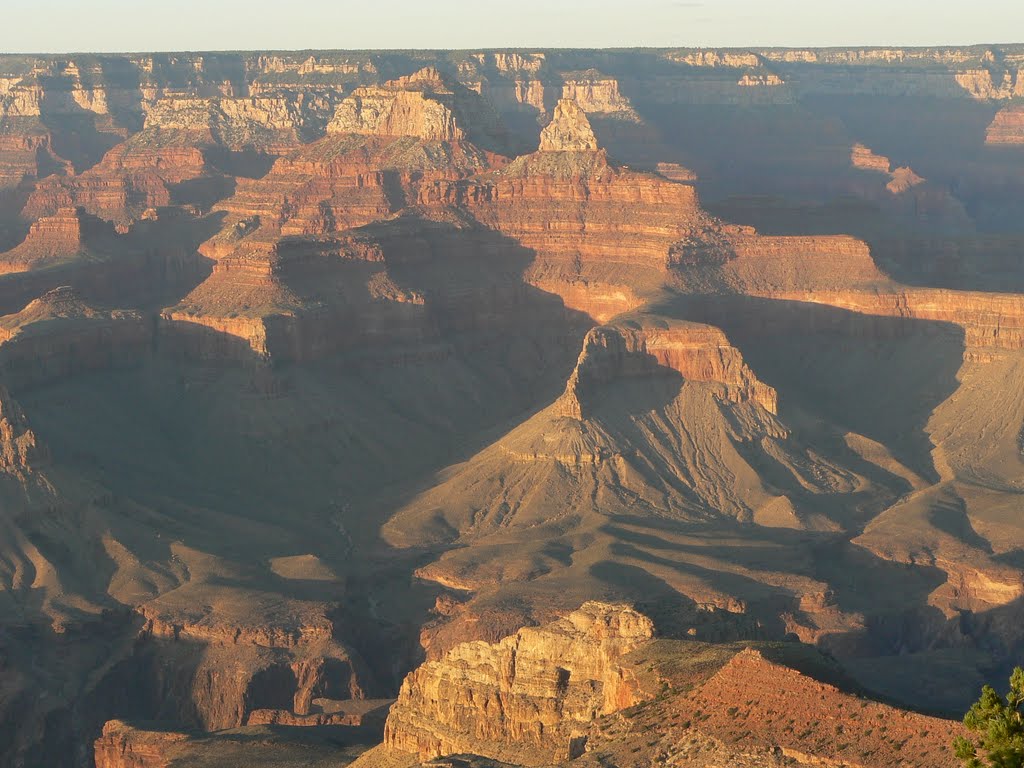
[0,286,150,389]
[383,602,655,765]
[559,321,777,419]
[0,384,45,477]
[987,105,1024,145]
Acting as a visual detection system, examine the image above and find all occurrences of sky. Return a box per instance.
[3,0,1024,53]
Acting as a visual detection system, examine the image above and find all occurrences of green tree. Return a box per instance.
[955,667,1024,768]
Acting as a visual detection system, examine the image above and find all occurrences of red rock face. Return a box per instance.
[93,722,185,768]
[0,286,151,388]
[560,323,777,419]
[0,131,72,187]
[23,142,207,227]
[0,207,84,273]
[987,104,1024,144]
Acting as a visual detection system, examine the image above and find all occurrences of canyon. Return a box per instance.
[0,45,1023,768]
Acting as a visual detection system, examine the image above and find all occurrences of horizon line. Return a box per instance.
[3,41,1024,57]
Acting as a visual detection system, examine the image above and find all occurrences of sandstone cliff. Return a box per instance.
[140,91,334,151]
[93,717,371,768]
[560,73,639,120]
[954,67,1024,99]
[22,139,209,227]
[93,721,187,768]
[537,98,599,152]
[850,143,925,194]
[328,67,507,153]
[560,321,777,419]
[0,384,44,477]
[0,286,150,389]
[850,143,891,174]
[384,602,655,765]
[987,104,1024,144]
[329,68,466,142]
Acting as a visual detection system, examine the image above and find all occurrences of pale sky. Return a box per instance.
[3,0,1023,53]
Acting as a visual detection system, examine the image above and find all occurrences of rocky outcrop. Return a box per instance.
[0,207,84,273]
[383,602,655,765]
[986,105,1024,144]
[560,321,777,419]
[954,68,1024,99]
[134,583,379,731]
[561,73,639,118]
[327,67,506,152]
[0,128,72,187]
[247,697,391,727]
[885,165,925,194]
[850,143,925,194]
[209,70,507,246]
[93,716,369,768]
[0,286,150,388]
[454,108,708,322]
[0,385,45,477]
[22,141,208,227]
[850,143,892,174]
[329,68,466,141]
[669,51,762,68]
[656,162,697,182]
[685,233,887,294]
[537,98,599,152]
[93,721,186,768]
[140,92,334,151]
[460,52,550,134]
[682,233,1024,350]
[768,288,1024,350]
[736,73,785,87]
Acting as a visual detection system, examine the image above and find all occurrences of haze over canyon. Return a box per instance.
[0,43,1023,768]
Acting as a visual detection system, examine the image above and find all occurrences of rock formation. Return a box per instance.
[987,104,1024,144]
[850,143,892,174]
[850,143,925,194]
[0,384,44,477]
[736,72,785,87]
[140,92,333,151]
[383,602,655,765]
[0,207,86,273]
[93,722,187,768]
[955,67,1024,99]
[538,98,599,152]
[560,322,777,419]
[560,73,639,119]
[329,68,466,141]
[0,286,150,388]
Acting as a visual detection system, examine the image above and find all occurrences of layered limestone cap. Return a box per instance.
[538,98,600,152]
[328,66,466,141]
